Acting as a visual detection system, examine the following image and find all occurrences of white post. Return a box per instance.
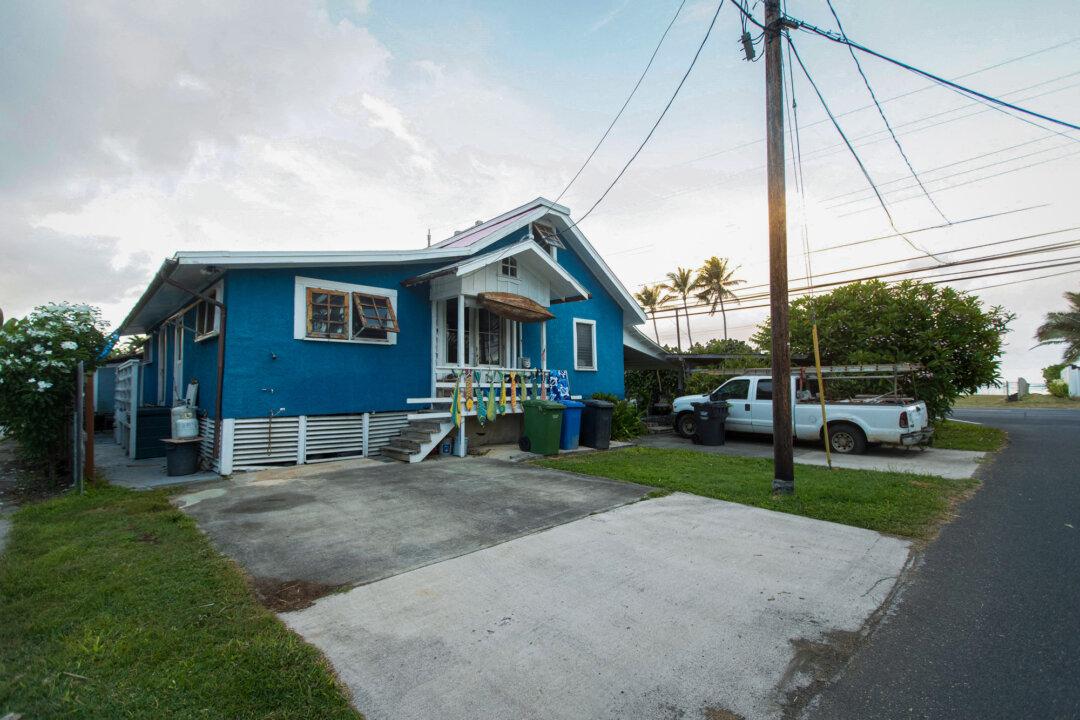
[362,412,371,457]
[218,418,235,475]
[430,301,438,399]
[457,294,466,370]
[540,321,547,372]
[296,415,308,465]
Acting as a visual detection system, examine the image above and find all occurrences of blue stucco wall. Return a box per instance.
[221,264,440,418]
[517,244,626,399]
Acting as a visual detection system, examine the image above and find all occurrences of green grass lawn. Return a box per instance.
[536,447,977,540]
[931,420,1007,452]
[0,485,359,720]
[954,393,1080,409]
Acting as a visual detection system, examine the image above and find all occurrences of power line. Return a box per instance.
[555,0,688,203]
[786,37,944,263]
[835,146,1080,218]
[792,18,1080,132]
[667,36,1080,169]
[648,233,1080,315]
[549,0,725,241]
[824,0,950,223]
[968,267,1080,291]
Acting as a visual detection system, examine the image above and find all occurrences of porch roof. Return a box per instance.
[401,239,591,303]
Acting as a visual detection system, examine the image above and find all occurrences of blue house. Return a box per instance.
[117,197,661,472]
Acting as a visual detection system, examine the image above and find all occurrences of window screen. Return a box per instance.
[575,321,595,370]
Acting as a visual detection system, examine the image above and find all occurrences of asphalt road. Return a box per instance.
[805,408,1080,719]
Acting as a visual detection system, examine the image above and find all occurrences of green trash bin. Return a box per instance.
[520,399,565,455]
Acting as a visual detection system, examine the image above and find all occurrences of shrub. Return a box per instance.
[1042,363,1066,386]
[0,303,108,480]
[1048,380,1069,399]
[591,393,647,440]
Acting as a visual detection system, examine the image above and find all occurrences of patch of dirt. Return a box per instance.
[136,531,160,544]
[0,438,68,507]
[251,576,344,613]
[703,708,746,720]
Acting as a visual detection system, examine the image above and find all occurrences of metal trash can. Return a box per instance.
[691,401,728,446]
[520,399,565,455]
[580,399,614,450]
[558,399,585,450]
[164,438,201,476]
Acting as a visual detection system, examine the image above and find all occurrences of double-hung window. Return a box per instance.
[295,277,400,345]
[573,318,597,371]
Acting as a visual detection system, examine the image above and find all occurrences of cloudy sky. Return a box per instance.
[2,0,1077,384]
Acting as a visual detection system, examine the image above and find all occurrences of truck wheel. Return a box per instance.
[828,423,867,455]
[675,412,696,438]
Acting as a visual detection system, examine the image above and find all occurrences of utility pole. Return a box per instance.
[764,0,794,494]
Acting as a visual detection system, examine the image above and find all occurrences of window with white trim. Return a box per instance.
[294,277,399,345]
[573,318,597,371]
[194,281,223,340]
[500,257,518,278]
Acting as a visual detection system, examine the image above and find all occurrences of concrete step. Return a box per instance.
[403,430,435,443]
[380,446,414,462]
[410,420,446,433]
[387,438,422,453]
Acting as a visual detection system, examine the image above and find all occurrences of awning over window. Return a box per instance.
[477,292,554,323]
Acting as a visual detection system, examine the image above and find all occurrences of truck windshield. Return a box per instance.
[712,378,750,401]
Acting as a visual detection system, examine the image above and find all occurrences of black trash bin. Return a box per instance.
[164,438,201,476]
[580,399,615,449]
[691,401,729,446]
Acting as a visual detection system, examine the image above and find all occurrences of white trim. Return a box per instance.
[293,275,398,346]
[573,318,598,372]
[172,322,184,403]
[555,217,648,325]
[194,279,224,342]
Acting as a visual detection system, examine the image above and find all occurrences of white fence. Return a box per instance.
[112,359,139,457]
[217,411,409,472]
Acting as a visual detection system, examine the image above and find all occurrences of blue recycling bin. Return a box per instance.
[558,399,585,450]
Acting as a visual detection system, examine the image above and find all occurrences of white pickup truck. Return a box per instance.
[672,374,933,454]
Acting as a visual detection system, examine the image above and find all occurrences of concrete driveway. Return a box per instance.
[284,492,911,720]
[639,432,985,479]
[175,457,651,594]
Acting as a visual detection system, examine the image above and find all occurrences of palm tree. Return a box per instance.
[634,285,673,344]
[694,256,745,340]
[1035,290,1080,362]
[663,267,697,351]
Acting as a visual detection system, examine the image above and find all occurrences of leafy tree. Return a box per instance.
[634,285,673,344]
[662,267,697,350]
[1042,363,1067,386]
[694,257,744,340]
[750,280,1013,420]
[0,303,108,480]
[1035,290,1080,362]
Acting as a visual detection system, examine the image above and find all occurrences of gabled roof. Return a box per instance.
[119,197,647,334]
[403,239,590,302]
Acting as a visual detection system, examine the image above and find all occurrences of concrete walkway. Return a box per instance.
[639,433,985,479]
[284,492,911,720]
[95,435,218,489]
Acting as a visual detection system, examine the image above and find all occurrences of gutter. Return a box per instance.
[156,260,229,464]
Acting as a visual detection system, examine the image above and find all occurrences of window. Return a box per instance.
[500,257,518,278]
[306,287,349,339]
[755,380,773,401]
[352,292,399,341]
[294,277,399,345]
[477,308,501,366]
[195,282,222,340]
[531,221,565,252]
[444,298,472,364]
[573,318,596,371]
[712,378,751,401]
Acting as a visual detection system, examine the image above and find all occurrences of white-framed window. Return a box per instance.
[195,281,223,341]
[293,276,399,345]
[573,318,597,371]
[500,257,518,278]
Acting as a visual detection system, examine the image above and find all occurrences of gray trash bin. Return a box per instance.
[691,401,728,446]
[580,399,614,449]
[164,438,201,476]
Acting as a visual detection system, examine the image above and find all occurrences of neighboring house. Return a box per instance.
[117,197,662,472]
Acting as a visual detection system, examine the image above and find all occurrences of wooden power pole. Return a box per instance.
[764,0,794,494]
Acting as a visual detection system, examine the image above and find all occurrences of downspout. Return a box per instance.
[157,261,228,462]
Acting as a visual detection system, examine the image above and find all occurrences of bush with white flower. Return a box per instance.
[0,303,108,480]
